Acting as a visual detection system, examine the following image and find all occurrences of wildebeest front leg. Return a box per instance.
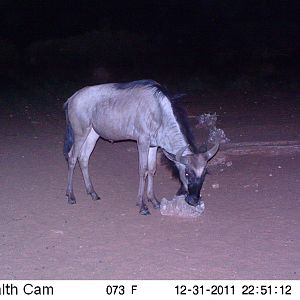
[78,129,100,201]
[146,146,160,209]
[137,141,150,215]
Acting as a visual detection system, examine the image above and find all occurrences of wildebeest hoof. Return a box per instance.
[148,198,160,209]
[90,192,100,201]
[66,192,76,204]
[139,206,151,215]
[151,201,160,209]
[67,197,76,204]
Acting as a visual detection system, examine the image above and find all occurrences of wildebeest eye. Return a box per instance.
[185,169,194,178]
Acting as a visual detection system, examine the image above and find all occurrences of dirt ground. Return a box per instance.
[0,89,299,279]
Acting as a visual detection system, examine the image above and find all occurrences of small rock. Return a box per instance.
[226,161,233,167]
[212,183,220,189]
[50,230,64,235]
[127,147,137,152]
[160,195,205,218]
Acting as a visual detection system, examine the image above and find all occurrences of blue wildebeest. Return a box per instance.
[63,80,219,215]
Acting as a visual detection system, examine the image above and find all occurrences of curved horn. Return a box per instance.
[205,143,219,161]
[176,144,190,162]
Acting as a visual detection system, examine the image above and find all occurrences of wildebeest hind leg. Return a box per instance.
[66,131,89,204]
[78,128,100,201]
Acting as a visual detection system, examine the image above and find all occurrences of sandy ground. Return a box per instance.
[0,89,299,279]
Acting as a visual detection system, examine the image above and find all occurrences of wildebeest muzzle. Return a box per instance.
[185,177,204,206]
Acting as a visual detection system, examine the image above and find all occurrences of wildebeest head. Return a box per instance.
[164,143,219,206]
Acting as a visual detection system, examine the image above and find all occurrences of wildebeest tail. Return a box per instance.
[63,101,74,161]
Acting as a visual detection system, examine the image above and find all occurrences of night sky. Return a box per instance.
[1,0,300,82]
[1,1,298,49]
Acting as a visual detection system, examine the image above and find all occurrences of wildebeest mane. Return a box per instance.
[114,79,160,91]
[160,96,199,180]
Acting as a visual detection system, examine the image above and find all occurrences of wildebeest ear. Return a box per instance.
[204,143,220,161]
[163,145,190,164]
[163,149,190,166]
[175,144,190,162]
[162,150,177,163]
